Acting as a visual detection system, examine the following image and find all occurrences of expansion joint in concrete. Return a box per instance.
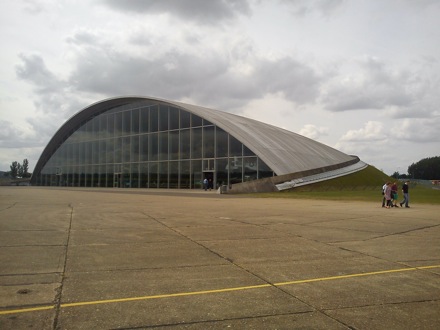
[52,204,74,330]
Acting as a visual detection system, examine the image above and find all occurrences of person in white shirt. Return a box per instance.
[381,183,387,207]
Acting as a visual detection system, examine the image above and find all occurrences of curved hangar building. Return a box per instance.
[31,97,366,193]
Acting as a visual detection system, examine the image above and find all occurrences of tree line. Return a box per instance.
[391,156,440,180]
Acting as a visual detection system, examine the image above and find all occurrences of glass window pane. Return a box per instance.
[140,107,149,133]
[68,144,73,167]
[191,127,202,159]
[192,160,202,189]
[169,107,179,130]
[140,134,148,161]
[229,157,242,184]
[75,166,81,186]
[99,165,106,187]
[123,111,131,135]
[122,137,130,163]
[150,105,158,132]
[115,112,123,137]
[106,164,113,187]
[149,133,158,161]
[86,142,92,165]
[106,138,114,163]
[99,114,107,139]
[86,120,93,141]
[74,143,79,166]
[85,165,92,187]
[149,162,158,188]
[192,114,202,127]
[203,126,215,158]
[77,123,87,142]
[229,136,242,157]
[180,161,190,188]
[91,164,99,187]
[216,158,228,187]
[92,141,99,164]
[180,110,190,128]
[203,159,215,171]
[140,162,148,188]
[158,161,168,188]
[159,132,168,161]
[115,137,122,163]
[243,145,254,156]
[122,164,130,188]
[258,158,273,179]
[108,114,115,137]
[216,128,228,158]
[180,129,190,159]
[131,135,139,162]
[132,109,140,134]
[92,117,99,140]
[159,105,168,131]
[113,167,122,188]
[131,163,139,188]
[169,131,179,160]
[244,157,257,181]
[169,161,179,188]
[99,140,106,164]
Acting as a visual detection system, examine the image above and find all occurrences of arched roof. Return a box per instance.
[31,96,357,182]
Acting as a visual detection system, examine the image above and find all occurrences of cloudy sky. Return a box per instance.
[1,0,439,175]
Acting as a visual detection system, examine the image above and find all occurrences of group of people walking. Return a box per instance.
[382,181,410,208]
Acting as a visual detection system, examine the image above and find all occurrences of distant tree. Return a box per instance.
[10,161,19,178]
[408,156,440,179]
[391,171,400,179]
[8,159,31,179]
[17,163,24,178]
[22,159,30,178]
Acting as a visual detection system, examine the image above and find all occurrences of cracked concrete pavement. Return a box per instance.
[1,186,439,329]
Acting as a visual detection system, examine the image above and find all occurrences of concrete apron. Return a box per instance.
[0,187,439,329]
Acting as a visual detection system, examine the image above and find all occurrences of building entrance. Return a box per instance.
[203,171,215,190]
[203,158,215,190]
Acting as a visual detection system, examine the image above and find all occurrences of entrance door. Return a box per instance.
[203,171,215,190]
[113,173,121,188]
[203,158,215,189]
[113,164,122,188]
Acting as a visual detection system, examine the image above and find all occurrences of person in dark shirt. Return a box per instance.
[400,181,410,208]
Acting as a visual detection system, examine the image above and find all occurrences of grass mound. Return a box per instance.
[254,166,440,205]
[291,165,390,192]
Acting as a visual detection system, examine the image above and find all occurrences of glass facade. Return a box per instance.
[34,101,274,189]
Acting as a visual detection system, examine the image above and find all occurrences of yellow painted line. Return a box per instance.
[0,305,54,315]
[274,266,428,286]
[1,264,439,316]
[60,283,271,309]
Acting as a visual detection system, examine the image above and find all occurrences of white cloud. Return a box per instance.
[320,56,434,114]
[392,117,440,143]
[299,124,329,140]
[340,121,386,142]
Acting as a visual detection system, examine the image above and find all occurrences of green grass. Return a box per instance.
[252,166,440,205]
